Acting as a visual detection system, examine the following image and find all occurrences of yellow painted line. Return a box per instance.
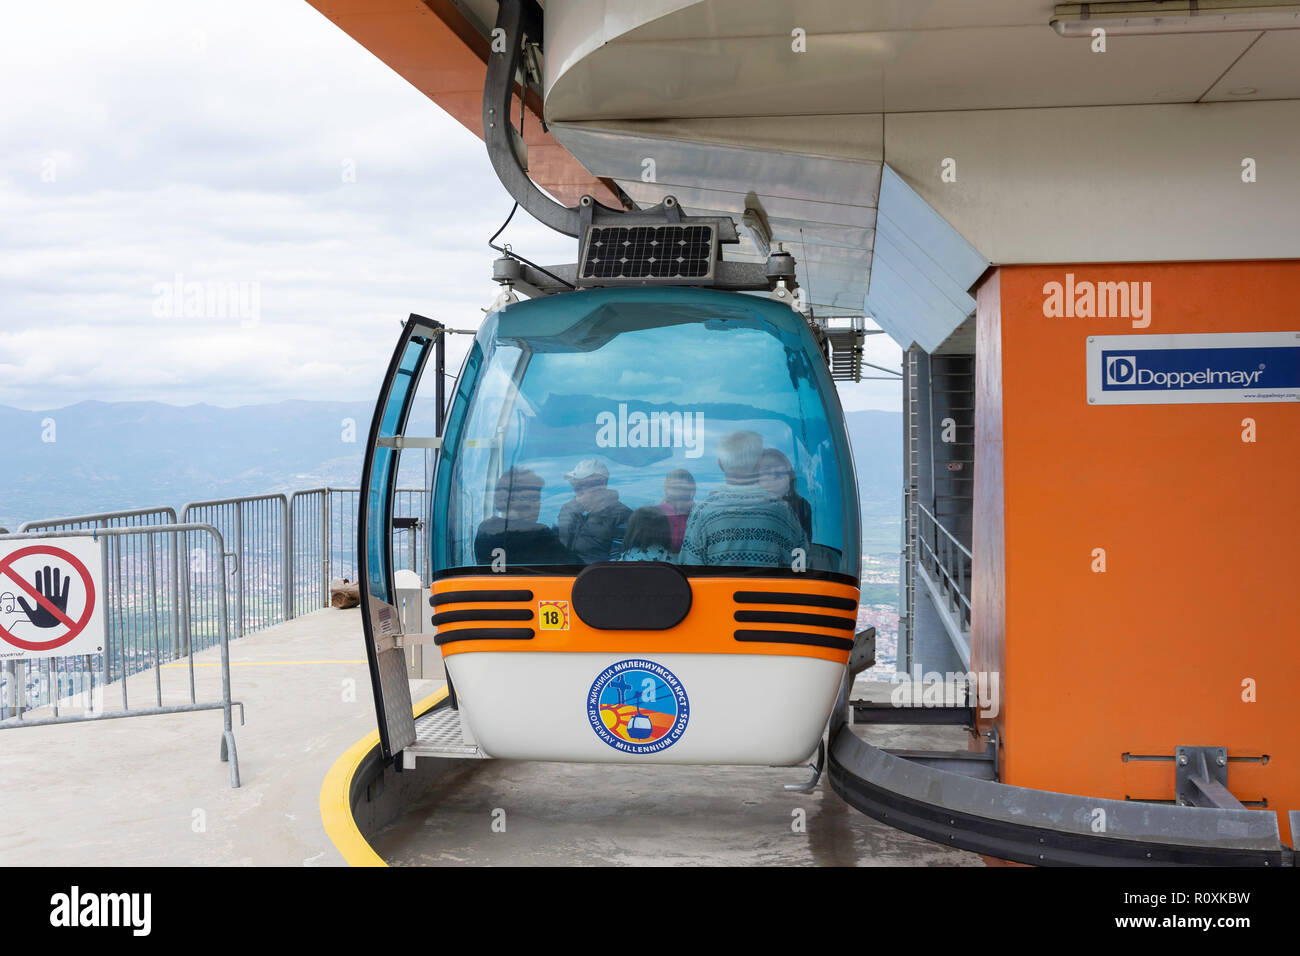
[319,688,449,868]
[162,660,368,668]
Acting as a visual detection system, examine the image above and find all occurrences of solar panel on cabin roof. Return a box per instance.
[580,224,716,282]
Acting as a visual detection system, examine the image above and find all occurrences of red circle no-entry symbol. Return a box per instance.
[0,544,98,653]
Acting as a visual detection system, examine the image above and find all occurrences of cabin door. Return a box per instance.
[358,314,444,760]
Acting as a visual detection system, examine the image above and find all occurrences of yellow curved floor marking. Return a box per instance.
[320,688,450,867]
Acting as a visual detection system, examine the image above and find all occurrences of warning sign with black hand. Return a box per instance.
[0,538,105,659]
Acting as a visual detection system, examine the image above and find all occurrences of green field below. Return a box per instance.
[857,580,899,606]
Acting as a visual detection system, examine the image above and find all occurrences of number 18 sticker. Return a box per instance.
[538,600,569,630]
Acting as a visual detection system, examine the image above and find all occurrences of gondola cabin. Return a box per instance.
[427,286,861,764]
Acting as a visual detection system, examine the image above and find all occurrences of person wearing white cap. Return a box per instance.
[555,458,632,563]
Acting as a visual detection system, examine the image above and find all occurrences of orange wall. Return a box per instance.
[974,261,1300,846]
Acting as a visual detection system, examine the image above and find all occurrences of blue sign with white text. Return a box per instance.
[1087,333,1300,405]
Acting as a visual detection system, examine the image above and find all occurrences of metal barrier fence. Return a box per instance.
[0,524,243,787]
[326,488,361,583]
[392,488,429,581]
[6,489,429,713]
[288,487,428,604]
[181,495,290,642]
[288,488,330,618]
[19,505,180,533]
[12,507,185,715]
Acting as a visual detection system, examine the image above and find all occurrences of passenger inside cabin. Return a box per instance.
[678,430,809,568]
[657,468,696,552]
[474,467,574,566]
[619,506,676,563]
[555,458,632,563]
[757,447,813,543]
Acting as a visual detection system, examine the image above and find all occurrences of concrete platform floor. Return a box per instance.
[1,610,982,867]
[0,608,439,867]
[370,686,983,867]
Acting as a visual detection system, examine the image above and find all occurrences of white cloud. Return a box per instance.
[0,0,572,409]
[0,0,900,414]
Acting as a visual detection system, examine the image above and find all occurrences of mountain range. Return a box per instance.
[0,401,901,533]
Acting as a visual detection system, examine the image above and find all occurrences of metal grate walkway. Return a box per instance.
[404,705,486,764]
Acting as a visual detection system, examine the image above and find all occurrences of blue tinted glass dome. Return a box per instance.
[432,286,860,578]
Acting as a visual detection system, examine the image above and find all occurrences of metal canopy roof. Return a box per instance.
[866,167,988,353]
[307,0,1300,350]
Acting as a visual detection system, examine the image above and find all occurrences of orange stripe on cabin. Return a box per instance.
[431,574,861,664]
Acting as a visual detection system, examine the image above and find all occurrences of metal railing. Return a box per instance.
[901,346,921,673]
[288,489,330,617]
[19,505,180,533]
[181,494,290,641]
[0,524,243,787]
[915,502,973,634]
[289,487,428,600]
[6,488,429,710]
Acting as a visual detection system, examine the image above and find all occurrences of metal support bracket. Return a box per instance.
[885,731,997,781]
[392,633,438,648]
[783,738,826,794]
[375,436,442,450]
[1176,745,1245,810]
[829,726,1293,866]
[481,0,795,297]
[852,701,977,727]
[848,626,876,678]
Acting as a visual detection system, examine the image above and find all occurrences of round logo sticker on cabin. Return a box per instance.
[587,659,689,753]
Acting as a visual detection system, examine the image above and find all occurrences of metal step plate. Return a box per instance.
[403,706,487,765]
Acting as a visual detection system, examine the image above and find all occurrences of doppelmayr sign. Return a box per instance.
[1086,332,1300,405]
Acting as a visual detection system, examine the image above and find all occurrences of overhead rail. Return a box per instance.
[481,0,801,300]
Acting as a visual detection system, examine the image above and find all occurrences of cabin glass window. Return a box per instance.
[432,292,858,577]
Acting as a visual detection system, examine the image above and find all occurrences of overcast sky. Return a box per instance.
[0,0,902,413]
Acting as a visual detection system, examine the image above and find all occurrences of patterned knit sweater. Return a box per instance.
[677,483,808,568]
